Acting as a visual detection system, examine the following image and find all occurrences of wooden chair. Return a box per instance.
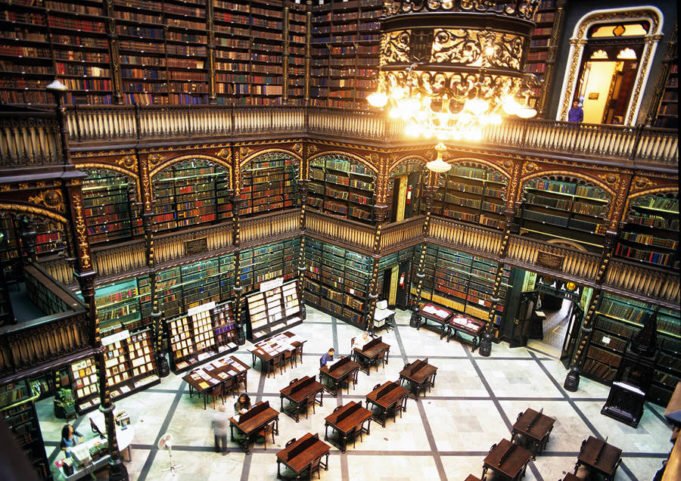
[284,347,297,370]
[209,383,225,409]
[258,421,276,450]
[307,455,323,479]
[285,438,296,448]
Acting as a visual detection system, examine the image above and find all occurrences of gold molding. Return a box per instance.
[308,151,380,174]
[27,190,65,213]
[0,203,67,224]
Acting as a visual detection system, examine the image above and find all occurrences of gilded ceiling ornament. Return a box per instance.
[28,190,64,213]
[240,146,253,159]
[632,176,653,192]
[114,155,137,172]
[147,153,164,170]
[381,30,411,65]
[217,148,232,161]
[308,145,319,155]
[292,143,303,155]
[523,162,539,175]
[598,173,619,186]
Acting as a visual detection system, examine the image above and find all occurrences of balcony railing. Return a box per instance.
[305,210,376,252]
[0,264,90,376]
[0,106,676,168]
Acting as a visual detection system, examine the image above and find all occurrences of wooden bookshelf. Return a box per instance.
[240,152,299,217]
[524,0,557,107]
[616,192,679,269]
[432,164,507,230]
[303,238,372,327]
[95,276,152,333]
[308,155,376,223]
[245,279,302,341]
[240,238,299,293]
[413,245,509,325]
[310,0,382,110]
[656,62,678,127]
[151,158,231,233]
[82,169,143,245]
[586,293,681,405]
[102,330,160,401]
[69,356,99,414]
[518,177,610,252]
[0,380,50,480]
[157,252,235,320]
[166,301,238,373]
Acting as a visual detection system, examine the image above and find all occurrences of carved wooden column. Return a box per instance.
[283,4,290,103]
[66,177,128,481]
[480,160,522,356]
[537,0,566,117]
[206,0,217,104]
[103,0,123,105]
[139,152,169,377]
[231,146,246,344]
[304,0,312,105]
[296,179,309,318]
[564,172,632,391]
[410,181,437,327]
[366,153,390,331]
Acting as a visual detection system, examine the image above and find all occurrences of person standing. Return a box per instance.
[212,404,228,454]
[568,100,584,123]
[319,348,335,367]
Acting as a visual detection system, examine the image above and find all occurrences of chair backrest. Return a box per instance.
[286,438,296,447]
[376,300,388,310]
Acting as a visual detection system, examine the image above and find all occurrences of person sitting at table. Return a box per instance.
[319,347,335,367]
[60,423,83,457]
[352,331,372,350]
[234,393,252,415]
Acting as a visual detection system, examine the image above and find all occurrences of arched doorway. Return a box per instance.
[557,7,663,125]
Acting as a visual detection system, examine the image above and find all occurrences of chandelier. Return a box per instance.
[368,0,541,142]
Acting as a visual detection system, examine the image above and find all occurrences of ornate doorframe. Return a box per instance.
[556,7,664,126]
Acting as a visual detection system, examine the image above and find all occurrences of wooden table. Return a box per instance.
[229,401,279,453]
[248,331,306,377]
[399,359,438,397]
[353,336,390,374]
[324,401,372,452]
[574,436,622,481]
[279,375,324,422]
[182,355,250,409]
[276,433,330,480]
[511,408,555,456]
[319,356,360,395]
[483,438,533,481]
[365,380,409,427]
[417,303,453,339]
[448,314,486,351]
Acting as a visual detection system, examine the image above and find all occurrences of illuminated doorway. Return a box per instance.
[558,7,663,126]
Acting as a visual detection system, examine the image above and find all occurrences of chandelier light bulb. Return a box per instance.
[465,97,489,115]
[367,91,388,108]
[501,95,520,115]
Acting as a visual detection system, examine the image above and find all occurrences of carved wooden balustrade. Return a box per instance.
[155,221,233,266]
[92,239,146,279]
[380,216,425,252]
[241,209,300,246]
[604,259,680,305]
[428,217,504,256]
[0,265,90,376]
[305,210,375,253]
[0,112,62,167]
[506,235,601,283]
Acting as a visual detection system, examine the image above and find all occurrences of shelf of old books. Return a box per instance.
[245,278,303,342]
[166,301,238,373]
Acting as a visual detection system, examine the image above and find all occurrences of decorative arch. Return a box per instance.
[557,6,664,125]
[240,148,302,168]
[622,186,678,214]
[389,155,427,174]
[0,203,68,224]
[521,171,616,198]
[447,157,512,180]
[308,151,379,174]
[77,163,142,199]
[150,154,232,188]
[547,238,588,252]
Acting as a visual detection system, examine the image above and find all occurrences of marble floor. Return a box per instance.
[37,306,672,481]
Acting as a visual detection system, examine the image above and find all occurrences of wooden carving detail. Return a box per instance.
[27,189,65,213]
